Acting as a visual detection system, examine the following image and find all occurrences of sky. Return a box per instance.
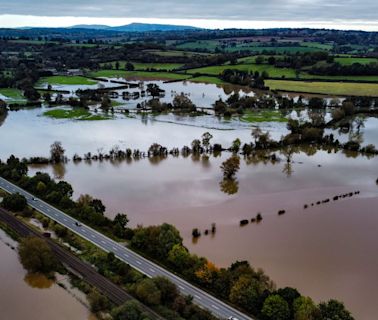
[0,0,377,31]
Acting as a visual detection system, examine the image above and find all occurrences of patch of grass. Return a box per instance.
[300,42,334,50]
[334,57,378,65]
[89,70,191,81]
[266,79,378,96]
[0,88,25,101]
[240,110,288,123]
[43,108,111,121]
[144,49,212,57]
[37,76,97,86]
[186,64,298,79]
[189,76,226,85]
[100,61,184,71]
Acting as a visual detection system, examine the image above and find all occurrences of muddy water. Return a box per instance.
[29,150,378,320]
[0,229,94,320]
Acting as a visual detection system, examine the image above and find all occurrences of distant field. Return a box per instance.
[237,55,284,64]
[37,76,97,86]
[144,49,211,57]
[100,61,184,70]
[334,57,378,65]
[189,76,226,85]
[43,108,111,121]
[266,80,378,96]
[175,40,327,53]
[0,88,25,101]
[240,110,288,123]
[186,64,298,78]
[89,69,191,81]
[300,42,333,50]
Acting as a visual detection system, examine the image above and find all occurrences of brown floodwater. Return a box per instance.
[29,149,378,320]
[0,229,94,320]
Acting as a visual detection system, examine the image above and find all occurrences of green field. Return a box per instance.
[89,70,191,81]
[38,76,97,86]
[43,108,111,121]
[240,110,288,123]
[0,88,25,102]
[186,64,298,78]
[100,61,184,71]
[189,76,226,85]
[334,57,378,65]
[300,42,334,50]
[144,49,211,57]
[266,80,378,96]
[175,40,327,53]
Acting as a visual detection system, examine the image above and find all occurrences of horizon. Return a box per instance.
[0,15,377,32]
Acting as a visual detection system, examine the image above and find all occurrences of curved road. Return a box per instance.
[0,177,252,320]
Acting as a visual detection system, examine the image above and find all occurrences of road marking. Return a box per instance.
[179,285,185,290]
[63,218,68,222]
[91,235,96,238]
[211,305,219,310]
[136,261,142,265]
[82,229,86,233]
[195,295,202,300]
[149,268,156,273]
[112,247,118,251]
[124,253,129,258]
[101,240,106,244]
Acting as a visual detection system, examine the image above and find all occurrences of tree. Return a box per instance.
[135,278,161,306]
[36,181,47,195]
[18,237,57,274]
[319,299,354,320]
[114,213,129,229]
[112,300,147,320]
[153,276,179,305]
[261,295,290,320]
[100,95,111,111]
[126,62,135,71]
[50,141,65,163]
[201,132,213,150]
[293,296,320,320]
[88,289,111,313]
[2,193,27,211]
[220,156,240,179]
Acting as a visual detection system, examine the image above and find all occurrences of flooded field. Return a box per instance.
[0,229,94,320]
[28,149,378,320]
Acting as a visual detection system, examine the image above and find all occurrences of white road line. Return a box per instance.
[101,240,106,244]
[195,295,202,300]
[149,268,156,273]
[136,261,142,265]
[112,247,118,251]
[212,305,220,310]
[82,229,86,233]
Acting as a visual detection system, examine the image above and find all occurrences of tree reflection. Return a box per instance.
[52,163,66,180]
[220,178,239,195]
[24,273,54,289]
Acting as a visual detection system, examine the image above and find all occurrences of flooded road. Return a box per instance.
[0,229,94,320]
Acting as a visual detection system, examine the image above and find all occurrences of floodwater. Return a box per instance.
[1,97,378,319]
[0,229,94,320]
[38,79,257,110]
[0,106,288,159]
[28,149,378,320]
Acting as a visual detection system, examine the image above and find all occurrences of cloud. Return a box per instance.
[0,0,377,21]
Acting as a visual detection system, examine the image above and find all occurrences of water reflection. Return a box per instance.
[24,273,54,289]
[219,178,239,195]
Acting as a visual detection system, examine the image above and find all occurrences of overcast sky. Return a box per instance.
[0,0,377,30]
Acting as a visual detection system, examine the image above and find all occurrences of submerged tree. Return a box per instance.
[220,156,240,179]
[50,141,65,163]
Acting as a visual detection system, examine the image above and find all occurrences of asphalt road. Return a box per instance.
[0,176,253,320]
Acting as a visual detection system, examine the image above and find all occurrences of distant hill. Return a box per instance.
[70,23,200,32]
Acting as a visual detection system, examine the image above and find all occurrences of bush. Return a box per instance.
[261,294,290,320]
[2,193,27,211]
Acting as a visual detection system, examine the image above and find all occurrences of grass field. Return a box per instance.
[38,76,97,86]
[186,64,298,78]
[43,108,111,121]
[240,110,288,123]
[0,88,25,101]
[144,49,211,57]
[189,76,226,85]
[334,57,378,65]
[266,80,378,96]
[100,61,184,71]
[89,70,191,81]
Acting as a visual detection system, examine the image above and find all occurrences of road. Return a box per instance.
[0,207,164,320]
[0,176,253,320]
